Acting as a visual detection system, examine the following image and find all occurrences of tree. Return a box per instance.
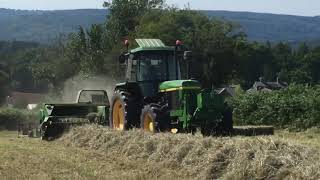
[30,46,75,91]
[0,64,10,104]
[104,0,165,43]
[272,42,294,82]
[235,41,277,88]
[303,48,320,84]
[82,24,105,74]
[136,9,243,87]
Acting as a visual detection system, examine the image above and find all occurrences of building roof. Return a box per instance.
[253,81,288,90]
[7,91,45,105]
[249,79,288,93]
[215,87,236,97]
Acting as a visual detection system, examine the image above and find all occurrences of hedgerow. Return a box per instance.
[0,107,37,130]
[229,85,320,130]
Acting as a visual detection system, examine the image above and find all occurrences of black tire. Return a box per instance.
[200,124,217,136]
[109,90,141,130]
[140,104,169,132]
[201,108,233,136]
[40,123,65,141]
[221,108,233,132]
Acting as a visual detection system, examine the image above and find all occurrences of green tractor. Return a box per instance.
[109,39,233,135]
[38,39,273,140]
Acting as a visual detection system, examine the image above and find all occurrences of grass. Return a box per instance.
[276,128,320,149]
[0,132,158,179]
[0,130,17,137]
[0,126,320,179]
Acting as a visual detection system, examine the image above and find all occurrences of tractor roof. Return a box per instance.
[130,39,174,53]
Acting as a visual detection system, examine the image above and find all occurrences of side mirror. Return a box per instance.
[119,53,126,64]
[184,51,192,61]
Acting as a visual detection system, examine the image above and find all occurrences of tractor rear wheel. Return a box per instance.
[109,90,140,130]
[140,105,169,133]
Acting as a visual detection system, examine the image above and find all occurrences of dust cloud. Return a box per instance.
[60,75,116,103]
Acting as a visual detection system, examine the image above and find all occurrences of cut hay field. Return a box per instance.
[0,127,320,180]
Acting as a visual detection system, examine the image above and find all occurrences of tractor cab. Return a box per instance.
[119,39,187,97]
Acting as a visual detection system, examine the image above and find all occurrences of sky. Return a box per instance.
[0,0,319,16]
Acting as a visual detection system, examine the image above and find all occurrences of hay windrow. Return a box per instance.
[59,125,320,180]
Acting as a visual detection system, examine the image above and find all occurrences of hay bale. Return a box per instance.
[233,126,274,136]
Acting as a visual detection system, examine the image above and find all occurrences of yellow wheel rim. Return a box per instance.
[143,113,154,132]
[112,99,125,130]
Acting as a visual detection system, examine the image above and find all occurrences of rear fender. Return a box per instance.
[115,82,142,98]
[39,109,45,123]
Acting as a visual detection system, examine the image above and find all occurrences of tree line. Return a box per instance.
[1,0,320,104]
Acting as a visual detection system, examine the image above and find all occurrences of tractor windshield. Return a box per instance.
[133,51,180,82]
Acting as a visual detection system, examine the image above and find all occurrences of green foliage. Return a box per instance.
[235,42,274,88]
[0,63,10,104]
[136,9,243,87]
[29,45,75,90]
[230,85,320,130]
[104,0,165,43]
[65,25,123,78]
[0,41,39,92]
[0,107,37,130]
[79,24,106,74]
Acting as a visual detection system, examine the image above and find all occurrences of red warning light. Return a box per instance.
[124,39,129,46]
[176,40,182,46]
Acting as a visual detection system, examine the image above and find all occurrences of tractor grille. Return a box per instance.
[186,92,198,114]
[167,91,180,110]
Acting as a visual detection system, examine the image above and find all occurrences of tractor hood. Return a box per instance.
[159,80,201,92]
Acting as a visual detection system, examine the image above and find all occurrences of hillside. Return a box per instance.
[205,11,320,43]
[0,8,320,43]
[0,9,107,43]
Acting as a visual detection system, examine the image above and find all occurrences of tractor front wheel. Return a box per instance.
[141,106,157,132]
[140,105,169,133]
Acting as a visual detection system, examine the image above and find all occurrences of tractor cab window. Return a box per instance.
[134,51,180,82]
[139,57,167,81]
